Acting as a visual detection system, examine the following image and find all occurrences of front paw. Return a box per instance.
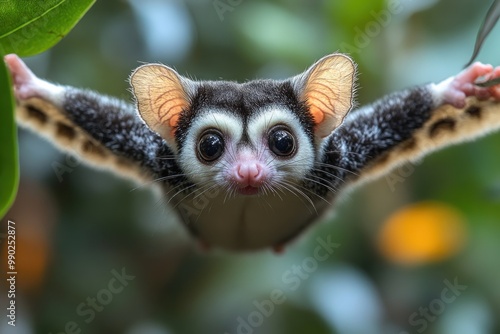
[433,62,500,108]
[4,54,63,102]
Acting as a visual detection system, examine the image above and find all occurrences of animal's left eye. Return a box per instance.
[197,130,225,163]
[268,126,296,157]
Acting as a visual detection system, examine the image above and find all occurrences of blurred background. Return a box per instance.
[2,0,500,333]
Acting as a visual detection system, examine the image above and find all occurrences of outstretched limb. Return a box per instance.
[319,62,500,192]
[5,54,170,183]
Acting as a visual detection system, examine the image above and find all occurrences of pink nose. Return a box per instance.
[234,163,263,187]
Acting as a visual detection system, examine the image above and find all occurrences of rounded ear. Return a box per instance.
[293,54,357,138]
[130,64,195,150]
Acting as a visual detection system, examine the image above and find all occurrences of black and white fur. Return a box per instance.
[6,54,500,252]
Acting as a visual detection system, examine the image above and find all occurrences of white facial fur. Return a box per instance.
[245,106,315,183]
[177,110,242,185]
[177,106,316,193]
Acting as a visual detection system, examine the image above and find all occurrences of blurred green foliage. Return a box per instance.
[0,58,17,219]
[0,0,95,218]
[2,1,500,334]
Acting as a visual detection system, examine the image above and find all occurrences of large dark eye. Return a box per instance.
[268,126,296,157]
[197,130,225,162]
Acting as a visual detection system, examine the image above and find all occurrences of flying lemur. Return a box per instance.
[5,54,500,252]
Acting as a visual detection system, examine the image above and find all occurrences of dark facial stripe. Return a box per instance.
[174,80,316,154]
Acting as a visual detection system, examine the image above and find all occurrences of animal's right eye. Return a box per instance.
[197,130,225,163]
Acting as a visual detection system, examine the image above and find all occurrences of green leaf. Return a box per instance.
[0,54,18,218]
[464,0,500,67]
[0,0,95,57]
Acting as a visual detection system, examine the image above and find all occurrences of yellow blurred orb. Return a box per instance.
[377,201,467,265]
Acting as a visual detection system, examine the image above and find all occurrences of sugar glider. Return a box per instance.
[5,54,500,252]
